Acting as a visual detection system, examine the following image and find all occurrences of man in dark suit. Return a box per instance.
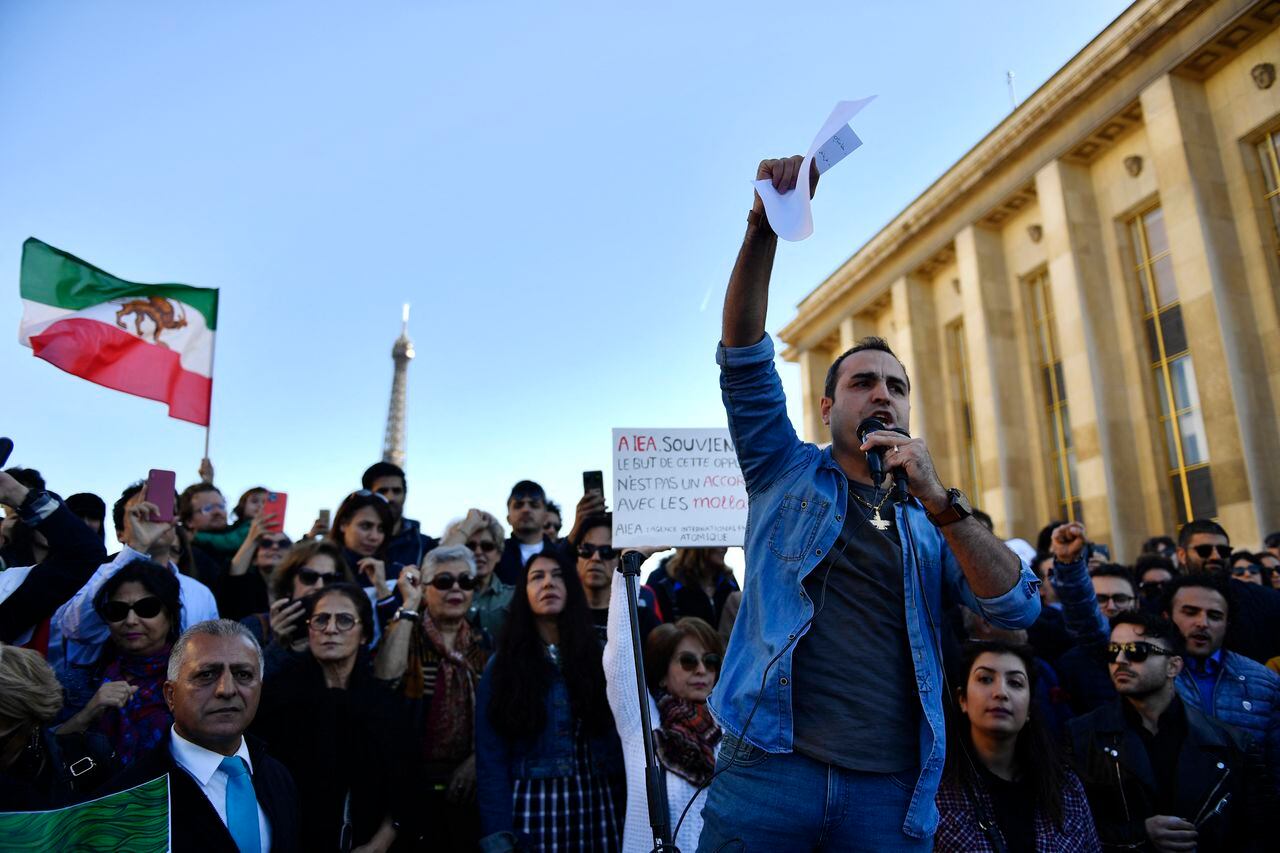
[109,619,298,852]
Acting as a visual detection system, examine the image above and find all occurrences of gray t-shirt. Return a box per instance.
[791,479,921,773]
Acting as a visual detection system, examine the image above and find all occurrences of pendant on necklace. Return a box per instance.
[870,509,891,531]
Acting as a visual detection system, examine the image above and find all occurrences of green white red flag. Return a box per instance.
[18,238,218,425]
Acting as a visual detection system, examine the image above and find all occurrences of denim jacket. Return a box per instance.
[1175,649,1280,792]
[712,335,1040,838]
[474,654,624,851]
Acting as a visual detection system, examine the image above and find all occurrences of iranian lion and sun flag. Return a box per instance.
[18,237,217,426]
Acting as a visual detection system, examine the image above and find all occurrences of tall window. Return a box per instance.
[1256,130,1280,254]
[1129,205,1216,524]
[1027,270,1081,522]
[946,320,981,499]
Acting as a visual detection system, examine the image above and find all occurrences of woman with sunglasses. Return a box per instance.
[476,550,625,852]
[255,582,415,852]
[1229,551,1264,585]
[240,539,353,658]
[57,560,180,768]
[441,509,514,640]
[935,640,1099,852]
[375,545,492,850]
[604,546,725,853]
[215,506,291,622]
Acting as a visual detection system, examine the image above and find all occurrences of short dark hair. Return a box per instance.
[113,481,147,535]
[1265,531,1280,549]
[1091,564,1135,592]
[1141,535,1176,554]
[508,480,546,503]
[1178,519,1228,548]
[1162,573,1232,622]
[362,462,406,491]
[66,492,106,522]
[3,467,45,492]
[1109,610,1185,657]
[93,559,183,647]
[1134,554,1175,582]
[971,509,994,532]
[823,336,910,400]
[233,487,268,523]
[304,582,376,645]
[178,482,222,525]
[1230,550,1261,567]
[1035,521,1065,558]
[643,617,725,696]
[571,512,612,548]
[545,500,562,518]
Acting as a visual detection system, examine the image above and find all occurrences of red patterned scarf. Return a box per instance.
[408,617,482,764]
[653,692,721,786]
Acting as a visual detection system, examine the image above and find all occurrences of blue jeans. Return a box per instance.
[696,734,932,852]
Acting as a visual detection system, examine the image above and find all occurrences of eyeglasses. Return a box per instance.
[429,573,478,591]
[296,568,337,587]
[675,652,722,672]
[543,521,562,532]
[1105,641,1176,663]
[308,612,360,632]
[259,538,292,550]
[196,501,227,515]
[102,597,165,622]
[1095,593,1134,607]
[1138,580,1168,596]
[1232,566,1260,576]
[1192,544,1232,560]
[465,539,497,553]
[578,543,619,561]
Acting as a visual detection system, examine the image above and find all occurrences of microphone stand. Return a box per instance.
[619,550,677,852]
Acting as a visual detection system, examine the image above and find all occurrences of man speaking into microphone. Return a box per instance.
[697,156,1041,851]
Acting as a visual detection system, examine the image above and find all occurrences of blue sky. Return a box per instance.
[1,0,1131,550]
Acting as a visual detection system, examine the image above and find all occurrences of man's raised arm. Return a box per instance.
[721,156,817,347]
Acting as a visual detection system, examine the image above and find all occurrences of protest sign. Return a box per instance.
[0,775,169,851]
[612,428,748,547]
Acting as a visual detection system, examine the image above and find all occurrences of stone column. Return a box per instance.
[838,314,875,352]
[954,225,1037,536]
[1141,73,1277,543]
[798,347,832,445]
[890,275,944,447]
[1035,159,1159,558]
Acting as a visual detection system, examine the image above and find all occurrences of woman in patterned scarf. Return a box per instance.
[603,547,724,853]
[58,560,179,766]
[375,544,491,850]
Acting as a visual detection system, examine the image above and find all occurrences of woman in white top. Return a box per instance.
[603,554,725,853]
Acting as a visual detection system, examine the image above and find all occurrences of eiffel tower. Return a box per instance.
[382,303,413,468]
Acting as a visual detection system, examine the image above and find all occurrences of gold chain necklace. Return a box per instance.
[850,487,893,531]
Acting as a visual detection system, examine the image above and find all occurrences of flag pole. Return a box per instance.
[202,328,217,469]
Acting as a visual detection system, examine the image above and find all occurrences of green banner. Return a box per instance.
[0,775,169,851]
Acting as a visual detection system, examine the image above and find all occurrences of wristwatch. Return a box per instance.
[393,608,421,623]
[925,488,973,527]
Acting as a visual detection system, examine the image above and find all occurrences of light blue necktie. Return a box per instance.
[219,756,261,853]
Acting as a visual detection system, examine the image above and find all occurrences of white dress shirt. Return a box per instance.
[169,726,272,853]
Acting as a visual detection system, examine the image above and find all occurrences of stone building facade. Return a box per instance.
[778,0,1280,557]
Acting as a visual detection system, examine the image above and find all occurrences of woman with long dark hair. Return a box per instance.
[935,640,1099,852]
[475,550,624,852]
[327,490,398,598]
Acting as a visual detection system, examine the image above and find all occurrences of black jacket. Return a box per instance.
[107,731,299,853]
[252,653,416,851]
[494,535,567,586]
[0,492,106,643]
[1220,579,1280,664]
[1066,695,1269,851]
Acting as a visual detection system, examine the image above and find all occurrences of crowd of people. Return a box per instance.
[0,450,1276,851]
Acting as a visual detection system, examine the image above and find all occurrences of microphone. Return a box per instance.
[856,417,888,488]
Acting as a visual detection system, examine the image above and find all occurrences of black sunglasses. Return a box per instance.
[465,539,497,553]
[1095,593,1134,607]
[1192,544,1232,560]
[1106,641,1176,663]
[296,568,338,587]
[429,573,478,591]
[578,543,619,561]
[1232,565,1260,576]
[259,538,292,550]
[1139,580,1168,595]
[675,652,722,672]
[102,597,165,623]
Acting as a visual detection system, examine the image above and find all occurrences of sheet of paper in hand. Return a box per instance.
[753,96,876,241]
[612,428,748,547]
